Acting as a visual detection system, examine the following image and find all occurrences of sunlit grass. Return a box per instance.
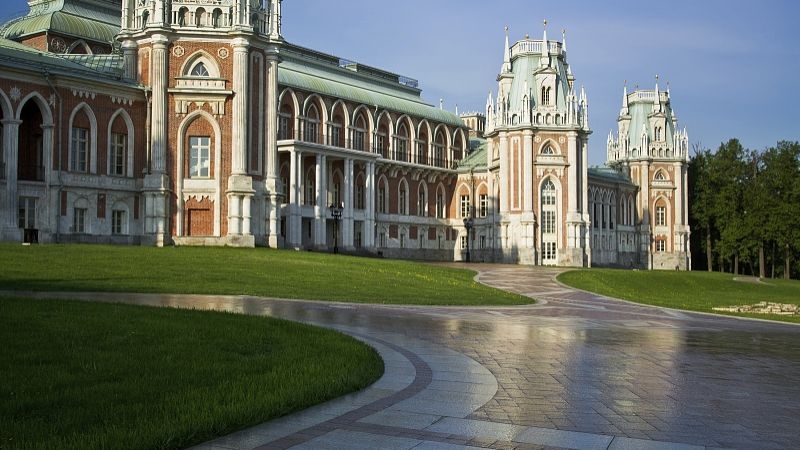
[0,244,529,306]
[558,269,800,323]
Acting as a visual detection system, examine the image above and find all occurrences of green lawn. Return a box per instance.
[558,269,800,324]
[0,244,528,306]
[0,297,383,450]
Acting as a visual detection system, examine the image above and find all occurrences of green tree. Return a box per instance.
[760,141,800,279]
[688,146,715,271]
[709,139,747,274]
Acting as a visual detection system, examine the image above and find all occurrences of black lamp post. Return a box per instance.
[463,215,474,263]
[330,203,343,254]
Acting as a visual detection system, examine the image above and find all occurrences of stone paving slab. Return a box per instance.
[8,264,798,450]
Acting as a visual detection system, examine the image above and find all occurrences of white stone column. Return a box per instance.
[228,194,242,235]
[150,34,168,173]
[364,160,375,248]
[288,149,301,247]
[2,120,21,230]
[342,158,354,248]
[265,50,281,247]
[242,195,252,235]
[231,38,249,175]
[314,153,326,247]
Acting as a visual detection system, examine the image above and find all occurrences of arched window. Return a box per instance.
[190,62,210,77]
[436,187,446,218]
[303,104,319,143]
[395,123,409,162]
[398,180,408,215]
[418,184,427,216]
[541,144,555,155]
[352,115,366,151]
[654,170,667,181]
[541,86,551,106]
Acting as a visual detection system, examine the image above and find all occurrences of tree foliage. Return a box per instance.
[688,140,800,278]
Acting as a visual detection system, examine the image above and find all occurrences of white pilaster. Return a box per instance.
[523,130,533,212]
[2,120,21,231]
[499,133,509,213]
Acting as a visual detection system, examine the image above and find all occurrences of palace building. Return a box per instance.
[0,0,690,269]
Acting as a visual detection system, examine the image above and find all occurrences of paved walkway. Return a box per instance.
[15,265,800,449]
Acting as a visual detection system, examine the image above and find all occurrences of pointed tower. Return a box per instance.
[605,79,690,270]
[119,0,284,247]
[481,21,590,267]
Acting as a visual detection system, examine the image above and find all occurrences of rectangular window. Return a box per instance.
[378,187,386,213]
[656,206,666,226]
[278,114,290,140]
[542,241,557,260]
[656,239,666,252]
[112,210,127,235]
[71,127,88,172]
[18,197,37,228]
[73,207,87,233]
[353,129,365,151]
[436,193,445,218]
[189,136,211,178]
[542,210,556,234]
[479,235,486,249]
[110,133,126,176]
[460,195,470,218]
[399,188,407,215]
[375,133,386,156]
[460,235,467,249]
[379,232,386,247]
[303,120,318,143]
[329,125,340,147]
[479,194,488,218]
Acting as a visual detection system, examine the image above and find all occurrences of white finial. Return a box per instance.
[562,28,567,53]
[439,98,443,110]
[541,19,549,66]
[502,26,511,72]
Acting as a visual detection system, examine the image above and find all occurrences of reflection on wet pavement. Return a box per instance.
[10,265,800,449]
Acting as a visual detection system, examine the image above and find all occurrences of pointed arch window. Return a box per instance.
[398,181,408,215]
[303,105,319,143]
[654,170,667,181]
[541,86,552,106]
[541,145,555,155]
[352,115,366,151]
[190,62,210,77]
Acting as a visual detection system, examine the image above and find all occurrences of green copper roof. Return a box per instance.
[0,37,132,85]
[588,166,634,185]
[279,45,465,128]
[458,138,488,170]
[2,0,121,44]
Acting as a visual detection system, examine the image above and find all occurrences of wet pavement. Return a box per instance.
[12,265,800,449]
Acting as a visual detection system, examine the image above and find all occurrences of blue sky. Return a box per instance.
[2,0,798,165]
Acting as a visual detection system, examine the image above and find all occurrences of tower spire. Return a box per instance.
[561,28,567,54]
[621,80,629,115]
[654,74,662,112]
[502,26,511,73]
[540,19,549,68]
